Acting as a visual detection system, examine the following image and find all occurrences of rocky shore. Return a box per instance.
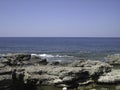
[0,53,120,90]
[97,54,120,84]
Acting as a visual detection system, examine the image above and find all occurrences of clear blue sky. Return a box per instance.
[0,0,120,37]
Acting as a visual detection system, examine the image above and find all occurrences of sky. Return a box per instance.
[0,0,120,37]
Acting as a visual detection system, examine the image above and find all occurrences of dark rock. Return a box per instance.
[0,66,12,90]
[2,53,31,66]
[47,61,60,66]
[11,68,39,87]
[39,59,48,65]
[4,53,31,61]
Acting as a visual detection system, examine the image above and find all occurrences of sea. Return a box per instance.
[0,37,120,62]
[0,37,120,90]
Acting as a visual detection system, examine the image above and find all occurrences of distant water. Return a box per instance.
[0,37,120,61]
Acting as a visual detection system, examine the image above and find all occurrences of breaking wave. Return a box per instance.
[31,53,73,58]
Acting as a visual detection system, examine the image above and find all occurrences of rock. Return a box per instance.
[0,54,112,89]
[4,53,31,61]
[89,64,111,81]
[0,75,12,90]
[0,75,11,82]
[78,80,94,86]
[98,69,120,84]
[11,68,39,86]
[22,60,111,87]
[31,54,48,65]
[68,60,112,80]
[0,58,8,64]
[106,54,120,65]
[0,66,12,90]
[69,60,110,67]
[39,59,48,65]
[0,63,5,68]
[47,61,60,66]
[2,53,31,66]
[53,79,63,84]
[0,66,12,75]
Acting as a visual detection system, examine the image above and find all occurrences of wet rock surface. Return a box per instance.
[0,53,115,90]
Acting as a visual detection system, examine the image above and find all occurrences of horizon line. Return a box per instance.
[0,36,120,38]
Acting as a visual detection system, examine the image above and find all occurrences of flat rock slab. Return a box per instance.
[98,69,120,84]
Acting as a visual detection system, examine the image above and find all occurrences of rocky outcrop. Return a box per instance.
[68,60,112,82]
[1,53,31,66]
[98,69,120,84]
[0,53,112,89]
[0,66,12,90]
[0,53,48,66]
[14,62,111,87]
[3,53,31,61]
[106,54,120,65]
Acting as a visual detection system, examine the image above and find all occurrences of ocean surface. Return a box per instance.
[0,37,120,61]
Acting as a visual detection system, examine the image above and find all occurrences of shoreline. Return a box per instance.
[0,53,120,90]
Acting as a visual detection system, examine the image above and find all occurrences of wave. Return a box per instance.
[31,53,77,62]
[31,53,73,58]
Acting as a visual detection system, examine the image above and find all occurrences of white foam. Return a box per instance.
[39,54,54,58]
[31,53,54,58]
[31,54,38,56]
[31,53,74,58]
[54,54,73,58]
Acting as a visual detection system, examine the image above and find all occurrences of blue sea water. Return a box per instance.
[0,37,120,61]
